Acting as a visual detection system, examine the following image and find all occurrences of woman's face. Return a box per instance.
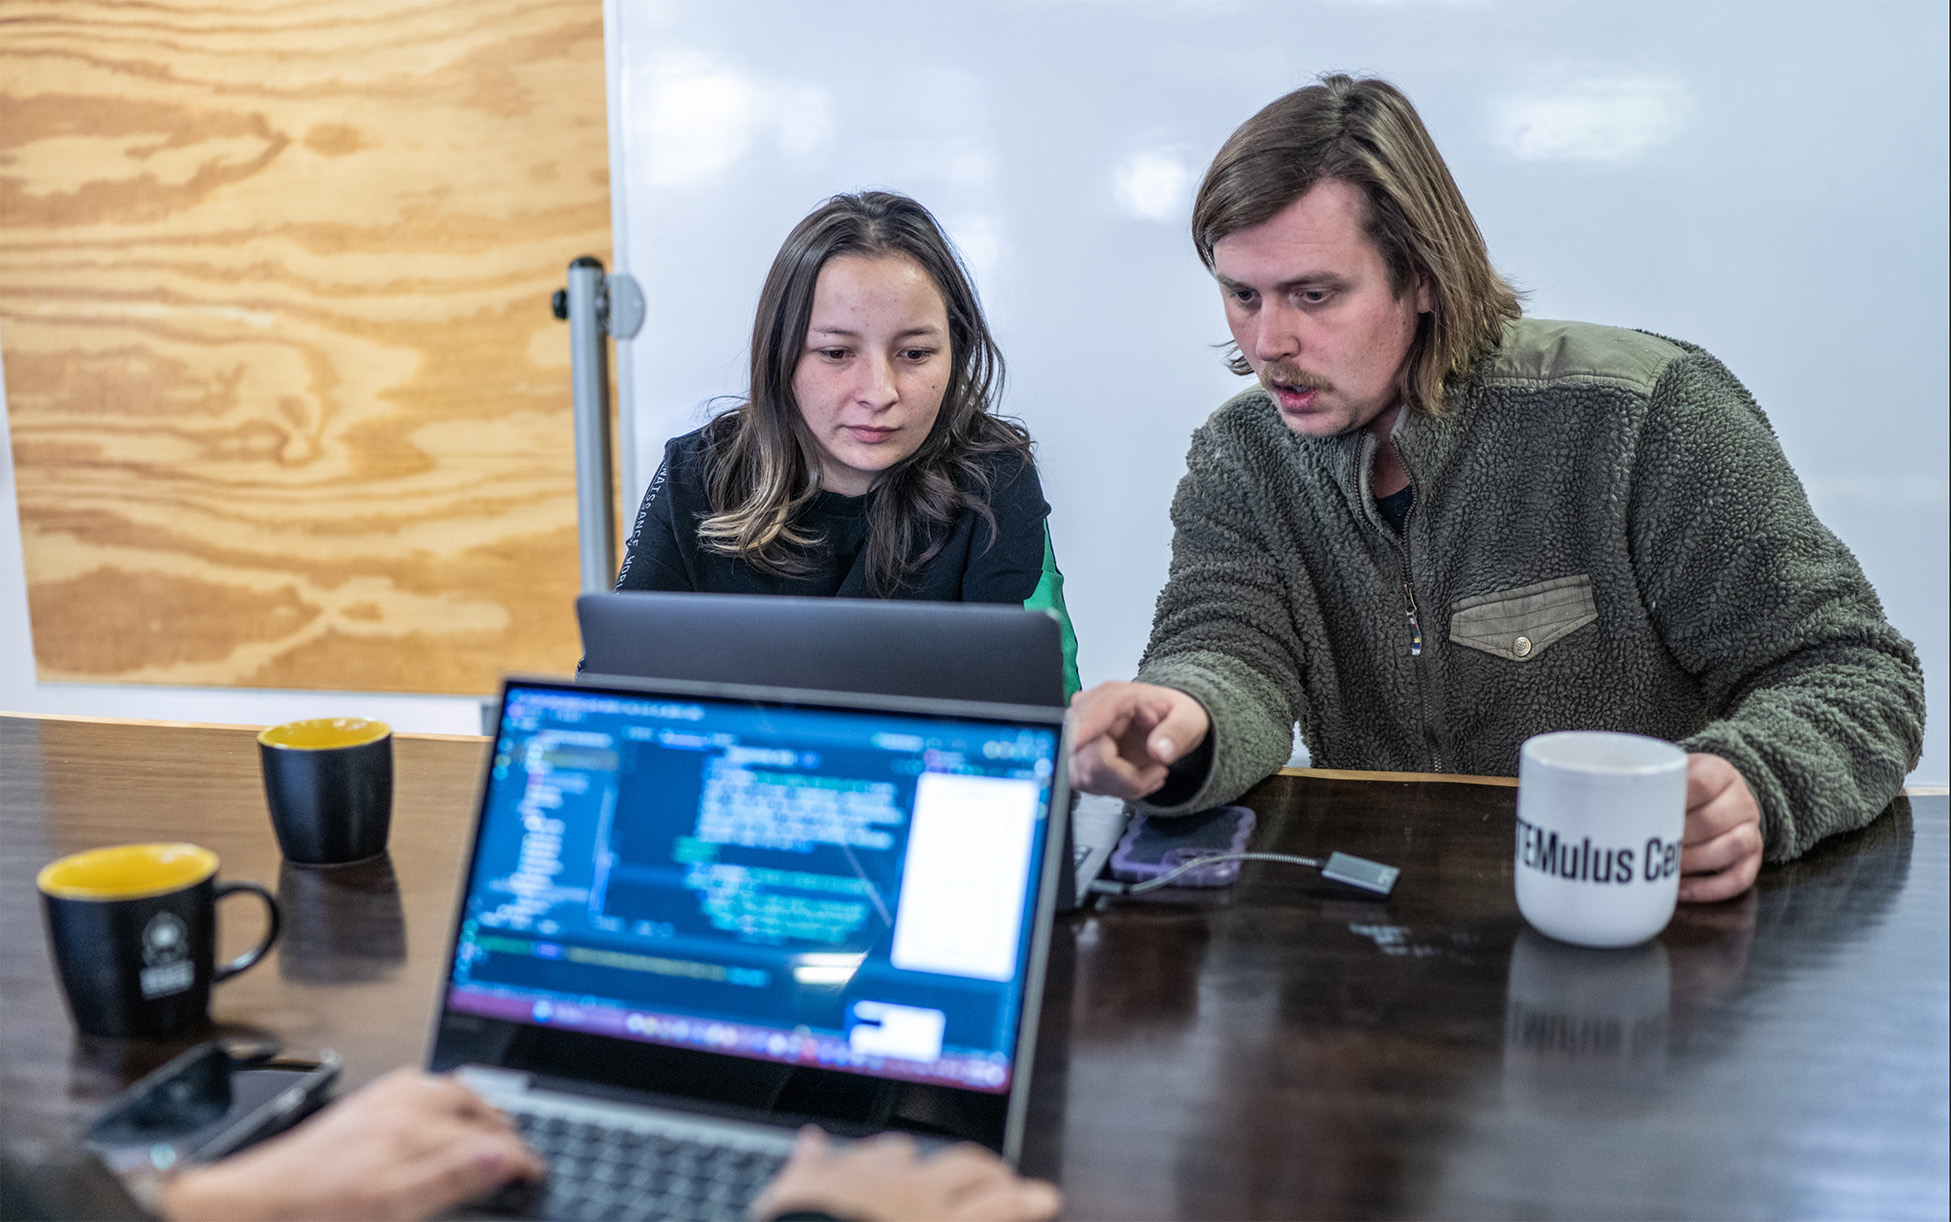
[791,254,951,497]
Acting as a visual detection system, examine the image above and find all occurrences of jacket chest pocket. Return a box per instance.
[1447,575,1597,662]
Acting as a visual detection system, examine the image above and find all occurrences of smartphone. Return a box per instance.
[1108,804,1256,887]
[84,1041,340,1175]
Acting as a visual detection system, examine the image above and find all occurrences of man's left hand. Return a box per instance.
[1679,753,1763,903]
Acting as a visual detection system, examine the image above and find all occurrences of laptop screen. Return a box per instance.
[442,678,1059,1097]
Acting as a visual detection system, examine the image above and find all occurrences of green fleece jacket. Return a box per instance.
[1134,318,1924,862]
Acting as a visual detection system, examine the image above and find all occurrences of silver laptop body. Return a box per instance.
[429,673,1068,1215]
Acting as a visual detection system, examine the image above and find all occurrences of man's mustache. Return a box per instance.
[1259,361,1334,395]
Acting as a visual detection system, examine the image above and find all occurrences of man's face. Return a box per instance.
[1212,178,1431,438]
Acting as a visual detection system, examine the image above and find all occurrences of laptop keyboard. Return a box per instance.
[489,1109,791,1221]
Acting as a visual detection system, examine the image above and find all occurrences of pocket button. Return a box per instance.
[1513,635,1533,657]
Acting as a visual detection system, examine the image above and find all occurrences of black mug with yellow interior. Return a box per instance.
[37,843,281,1039]
[257,717,393,865]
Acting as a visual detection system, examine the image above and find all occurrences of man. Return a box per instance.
[1069,75,1924,901]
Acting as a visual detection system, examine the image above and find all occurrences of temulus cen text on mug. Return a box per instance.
[1516,815,1680,885]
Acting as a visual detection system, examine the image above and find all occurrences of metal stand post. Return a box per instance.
[553,257,644,593]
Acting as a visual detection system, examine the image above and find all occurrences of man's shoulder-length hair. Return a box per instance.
[1191,74,1522,415]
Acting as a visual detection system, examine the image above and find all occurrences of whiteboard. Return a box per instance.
[603,0,1949,784]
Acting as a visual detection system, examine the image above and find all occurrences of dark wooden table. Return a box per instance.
[3,714,1945,1219]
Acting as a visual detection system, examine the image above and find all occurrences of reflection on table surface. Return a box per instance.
[3,715,1945,1220]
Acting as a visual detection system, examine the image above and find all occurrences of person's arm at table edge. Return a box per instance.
[1633,348,1924,868]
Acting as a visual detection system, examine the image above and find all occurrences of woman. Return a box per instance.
[614,191,1078,693]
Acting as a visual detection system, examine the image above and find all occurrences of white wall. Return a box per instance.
[605,0,1948,784]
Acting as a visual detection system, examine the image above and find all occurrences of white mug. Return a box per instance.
[1515,731,1687,947]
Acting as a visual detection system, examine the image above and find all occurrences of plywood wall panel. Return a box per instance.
[1,0,609,694]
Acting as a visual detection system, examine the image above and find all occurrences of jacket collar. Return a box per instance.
[1285,391,1474,534]
[1387,392,1473,494]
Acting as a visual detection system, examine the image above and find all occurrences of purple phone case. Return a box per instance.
[1109,805,1257,887]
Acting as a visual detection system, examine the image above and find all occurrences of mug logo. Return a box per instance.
[139,912,194,999]
[1517,815,1680,885]
[142,912,187,966]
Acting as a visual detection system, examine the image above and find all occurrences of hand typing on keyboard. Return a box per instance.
[753,1127,1061,1222]
[149,1069,1057,1222]
[158,1067,545,1222]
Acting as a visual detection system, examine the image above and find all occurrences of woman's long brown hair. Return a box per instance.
[697,192,1031,595]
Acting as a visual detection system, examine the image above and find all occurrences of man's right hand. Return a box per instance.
[1067,680,1210,801]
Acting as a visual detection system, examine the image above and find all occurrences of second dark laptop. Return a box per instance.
[575,591,1126,908]
[577,591,1066,707]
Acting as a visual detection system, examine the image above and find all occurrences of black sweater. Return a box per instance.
[616,425,1053,604]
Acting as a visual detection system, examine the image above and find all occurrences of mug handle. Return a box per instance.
[212,881,283,983]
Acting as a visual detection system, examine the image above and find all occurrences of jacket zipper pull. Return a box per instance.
[1403,583,1423,657]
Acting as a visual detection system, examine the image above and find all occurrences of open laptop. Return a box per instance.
[576,591,1127,906]
[430,673,1068,1220]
